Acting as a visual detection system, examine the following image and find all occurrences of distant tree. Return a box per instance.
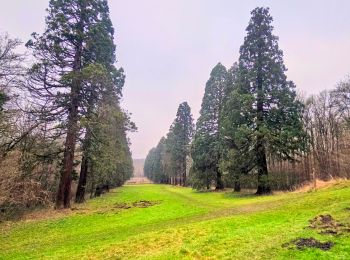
[191,63,228,190]
[222,7,306,194]
[0,33,23,107]
[144,137,167,183]
[144,147,156,180]
[0,33,25,157]
[167,102,194,186]
[153,137,167,183]
[332,78,350,125]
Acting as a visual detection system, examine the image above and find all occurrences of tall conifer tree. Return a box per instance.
[26,0,125,208]
[167,102,194,186]
[191,63,228,189]
[222,7,306,194]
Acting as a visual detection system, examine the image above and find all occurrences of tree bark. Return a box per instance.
[55,22,83,209]
[215,169,224,190]
[233,173,241,192]
[75,154,88,203]
[75,97,93,203]
[206,171,210,190]
[255,66,271,195]
[256,142,270,194]
[182,159,186,186]
[55,99,79,208]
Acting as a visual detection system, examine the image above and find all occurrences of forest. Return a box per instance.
[144,8,350,194]
[0,0,135,219]
[1,0,350,259]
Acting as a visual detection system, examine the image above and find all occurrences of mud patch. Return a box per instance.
[309,214,349,235]
[283,237,334,251]
[309,214,342,229]
[71,207,88,211]
[132,200,158,208]
[114,203,132,209]
[113,200,159,209]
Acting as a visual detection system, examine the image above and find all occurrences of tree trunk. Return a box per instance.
[256,143,270,195]
[215,169,224,190]
[55,104,79,208]
[233,173,241,192]
[182,159,186,186]
[55,29,83,209]
[206,171,210,190]
[255,67,271,195]
[75,102,93,203]
[75,154,88,203]
[90,181,95,199]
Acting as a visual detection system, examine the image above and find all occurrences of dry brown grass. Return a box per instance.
[294,178,347,193]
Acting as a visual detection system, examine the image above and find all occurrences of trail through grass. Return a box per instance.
[1,183,350,259]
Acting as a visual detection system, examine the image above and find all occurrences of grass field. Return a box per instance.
[1,182,350,259]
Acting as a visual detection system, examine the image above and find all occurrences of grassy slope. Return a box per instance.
[1,183,350,259]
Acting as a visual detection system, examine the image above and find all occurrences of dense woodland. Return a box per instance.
[144,7,350,193]
[0,0,135,219]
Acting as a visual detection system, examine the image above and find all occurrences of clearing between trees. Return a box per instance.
[1,182,350,259]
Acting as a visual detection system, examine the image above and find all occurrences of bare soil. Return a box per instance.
[283,237,334,251]
[309,214,349,235]
[114,200,159,210]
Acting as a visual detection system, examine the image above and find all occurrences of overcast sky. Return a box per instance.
[1,0,350,159]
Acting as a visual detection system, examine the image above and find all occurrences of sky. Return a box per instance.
[1,0,350,159]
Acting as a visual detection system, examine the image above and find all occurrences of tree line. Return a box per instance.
[0,0,135,219]
[144,7,350,193]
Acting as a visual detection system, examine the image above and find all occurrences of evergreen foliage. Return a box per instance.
[144,137,167,183]
[221,7,307,194]
[191,63,228,190]
[166,102,194,186]
[26,0,132,207]
[145,102,194,186]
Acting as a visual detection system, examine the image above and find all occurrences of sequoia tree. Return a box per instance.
[167,102,194,186]
[191,63,228,189]
[75,64,124,203]
[75,0,125,202]
[144,137,167,183]
[26,0,124,208]
[222,7,306,194]
[86,90,134,194]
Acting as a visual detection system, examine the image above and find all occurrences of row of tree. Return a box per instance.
[144,102,194,185]
[145,7,350,194]
[0,0,134,218]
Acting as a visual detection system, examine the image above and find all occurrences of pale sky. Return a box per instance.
[1,0,350,159]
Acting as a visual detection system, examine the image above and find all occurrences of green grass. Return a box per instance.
[1,182,350,259]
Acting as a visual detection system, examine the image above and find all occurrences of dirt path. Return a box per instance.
[125,176,153,184]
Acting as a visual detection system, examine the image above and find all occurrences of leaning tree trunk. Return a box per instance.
[55,37,82,209]
[55,96,79,208]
